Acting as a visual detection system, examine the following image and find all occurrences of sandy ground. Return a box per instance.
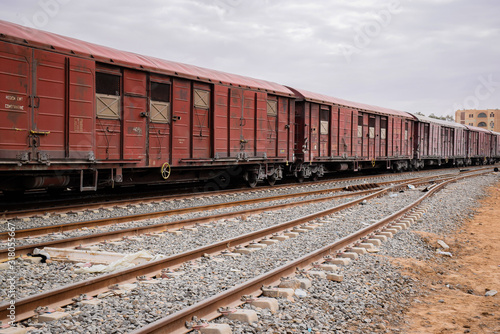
[397,180,500,333]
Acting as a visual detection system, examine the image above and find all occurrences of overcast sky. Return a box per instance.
[1,0,499,117]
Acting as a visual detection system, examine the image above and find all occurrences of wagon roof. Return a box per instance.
[409,114,467,129]
[288,87,412,118]
[464,125,492,133]
[0,20,294,96]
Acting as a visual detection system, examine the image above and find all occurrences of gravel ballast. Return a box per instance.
[1,169,462,233]
[4,172,496,333]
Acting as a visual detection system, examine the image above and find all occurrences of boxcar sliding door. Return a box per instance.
[148,77,171,167]
[192,83,211,159]
[0,43,31,160]
[95,66,122,160]
[266,97,278,157]
[30,50,67,161]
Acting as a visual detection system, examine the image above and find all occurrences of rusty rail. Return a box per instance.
[0,170,488,324]
[0,188,381,261]
[130,170,490,334]
[0,167,468,220]
[0,172,448,261]
[0,172,397,220]
[0,185,367,241]
[0,187,390,323]
[0,172,452,242]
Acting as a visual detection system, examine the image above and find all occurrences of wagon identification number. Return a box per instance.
[5,104,24,111]
[5,95,24,111]
[6,95,23,101]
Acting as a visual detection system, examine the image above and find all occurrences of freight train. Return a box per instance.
[0,20,498,194]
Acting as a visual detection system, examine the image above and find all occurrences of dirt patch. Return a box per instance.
[395,181,500,333]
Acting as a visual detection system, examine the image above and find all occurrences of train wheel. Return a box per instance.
[267,174,277,186]
[247,172,258,188]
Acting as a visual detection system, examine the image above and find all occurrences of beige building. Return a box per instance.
[455,109,500,132]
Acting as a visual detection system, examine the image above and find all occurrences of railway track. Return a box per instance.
[0,172,459,260]
[0,169,476,240]
[133,169,490,334]
[0,167,476,221]
[0,169,489,328]
[0,187,376,261]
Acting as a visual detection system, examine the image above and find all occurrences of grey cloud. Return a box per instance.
[1,0,499,116]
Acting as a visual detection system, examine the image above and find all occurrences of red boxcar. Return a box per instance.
[492,131,500,160]
[465,125,493,164]
[411,115,468,167]
[288,87,414,180]
[0,20,295,192]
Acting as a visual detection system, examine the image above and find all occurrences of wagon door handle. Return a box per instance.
[172,115,181,121]
[29,96,40,108]
[30,130,50,135]
[106,127,120,133]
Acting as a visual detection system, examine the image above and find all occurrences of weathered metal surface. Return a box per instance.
[0,20,294,96]
[0,187,380,253]
[0,188,387,324]
[192,83,211,159]
[289,87,412,118]
[131,173,486,334]
[0,43,31,161]
[122,69,147,163]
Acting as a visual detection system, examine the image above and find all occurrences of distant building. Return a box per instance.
[455,109,500,132]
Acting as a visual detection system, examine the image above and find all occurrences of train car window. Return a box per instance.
[96,72,121,119]
[150,82,171,124]
[380,118,387,140]
[357,116,363,138]
[194,89,210,109]
[96,72,120,96]
[267,100,277,117]
[405,122,408,140]
[320,109,329,135]
[369,117,375,139]
[151,82,171,102]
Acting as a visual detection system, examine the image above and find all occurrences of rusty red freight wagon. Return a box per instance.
[464,125,494,164]
[288,87,415,181]
[492,131,500,160]
[411,114,468,168]
[0,20,295,192]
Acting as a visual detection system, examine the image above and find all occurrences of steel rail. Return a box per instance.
[130,170,490,334]
[0,170,487,324]
[0,173,388,219]
[0,172,453,241]
[0,188,382,262]
[0,173,456,262]
[0,185,374,241]
[0,166,470,220]
[0,186,391,323]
